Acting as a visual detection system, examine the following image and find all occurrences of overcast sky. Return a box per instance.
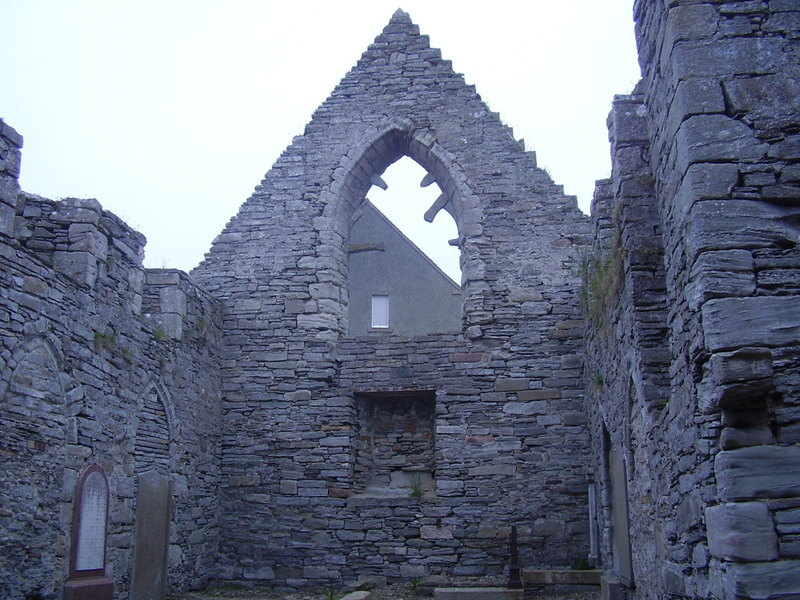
[1,1,641,279]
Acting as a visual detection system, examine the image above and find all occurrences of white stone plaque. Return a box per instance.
[75,470,107,571]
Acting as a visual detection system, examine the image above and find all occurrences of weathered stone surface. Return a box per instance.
[673,163,739,220]
[676,115,767,165]
[724,560,800,599]
[502,402,547,416]
[708,347,773,385]
[724,74,800,120]
[698,347,774,413]
[686,200,799,260]
[340,592,371,600]
[672,37,787,79]
[705,502,779,561]
[434,589,524,600]
[687,250,755,309]
[703,297,800,351]
[2,2,800,599]
[716,446,800,501]
[720,425,776,450]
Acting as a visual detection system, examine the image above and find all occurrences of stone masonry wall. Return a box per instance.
[192,11,593,589]
[586,1,800,598]
[0,118,223,599]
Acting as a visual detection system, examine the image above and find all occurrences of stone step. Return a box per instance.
[522,569,602,586]
[434,587,525,600]
[341,592,371,600]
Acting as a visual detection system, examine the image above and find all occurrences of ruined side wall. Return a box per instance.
[587,1,800,598]
[0,119,223,599]
[585,94,700,598]
[192,12,593,587]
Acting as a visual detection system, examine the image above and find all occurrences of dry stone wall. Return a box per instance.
[0,119,223,600]
[4,1,799,598]
[585,1,800,598]
[192,11,593,588]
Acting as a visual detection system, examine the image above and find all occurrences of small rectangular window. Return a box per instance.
[371,295,389,328]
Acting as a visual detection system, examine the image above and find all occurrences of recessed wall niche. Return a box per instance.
[354,392,436,497]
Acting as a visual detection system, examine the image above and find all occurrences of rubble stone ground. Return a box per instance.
[171,583,599,600]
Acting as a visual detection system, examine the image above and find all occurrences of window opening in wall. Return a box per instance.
[354,391,436,498]
[371,295,389,328]
[347,156,462,336]
[369,156,460,282]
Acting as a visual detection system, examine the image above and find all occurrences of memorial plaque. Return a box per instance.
[64,464,113,600]
[75,470,107,571]
[131,470,172,600]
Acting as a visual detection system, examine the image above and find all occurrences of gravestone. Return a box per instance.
[130,470,172,600]
[609,446,633,587]
[63,464,113,600]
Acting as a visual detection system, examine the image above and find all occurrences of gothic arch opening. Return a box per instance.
[133,381,174,475]
[347,156,462,336]
[320,122,484,337]
[130,380,175,598]
[0,338,67,599]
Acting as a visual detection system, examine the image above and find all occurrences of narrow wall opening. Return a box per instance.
[353,391,436,497]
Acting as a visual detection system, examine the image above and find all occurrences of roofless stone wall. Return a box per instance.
[4,1,799,597]
[0,120,223,599]
[585,1,800,598]
[192,11,592,587]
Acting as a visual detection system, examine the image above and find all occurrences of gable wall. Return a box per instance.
[191,12,594,587]
[4,1,799,597]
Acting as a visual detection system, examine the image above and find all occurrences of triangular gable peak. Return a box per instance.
[193,9,587,340]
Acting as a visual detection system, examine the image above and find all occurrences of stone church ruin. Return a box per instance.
[1,2,799,599]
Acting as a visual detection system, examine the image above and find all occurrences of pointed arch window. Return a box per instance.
[347,156,462,336]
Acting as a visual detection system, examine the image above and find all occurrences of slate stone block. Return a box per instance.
[776,508,800,535]
[720,425,776,450]
[702,296,800,351]
[724,74,800,118]
[665,3,719,42]
[0,202,14,236]
[687,249,755,309]
[667,78,726,140]
[672,38,787,78]
[159,286,187,316]
[709,347,773,385]
[725,560,800,599]
[676,115,767,165]
[494,378,530,391]
[502,402,547,416]
[705,502,779,561]
[673,163,739,221]
[53,251,98,287]
[716,446,800,501]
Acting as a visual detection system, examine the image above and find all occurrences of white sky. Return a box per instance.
[0,1,641,279]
